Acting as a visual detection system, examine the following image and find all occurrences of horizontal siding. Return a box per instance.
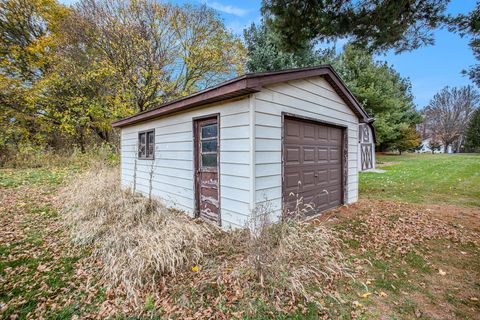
[120,97,252,227]
[253,76,360,219]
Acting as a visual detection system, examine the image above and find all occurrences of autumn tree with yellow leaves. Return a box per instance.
[0,0,246,160]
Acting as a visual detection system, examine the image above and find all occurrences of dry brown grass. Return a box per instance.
[59,164,216,300]
[58,164,351,315]
[241,209,351,306]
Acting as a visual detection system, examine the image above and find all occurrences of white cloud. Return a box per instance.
[205,1,249,17]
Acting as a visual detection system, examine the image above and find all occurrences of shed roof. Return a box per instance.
[112,65,372,128]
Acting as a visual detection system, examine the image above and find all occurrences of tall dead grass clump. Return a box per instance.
[244,202,351,305]
[59,164,215,300]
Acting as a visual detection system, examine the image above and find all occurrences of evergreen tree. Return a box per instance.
[465,108,480,152]
[243,22,335,72]
[332,46,422,150]
[261,0,450,53]
[448,2,479,87]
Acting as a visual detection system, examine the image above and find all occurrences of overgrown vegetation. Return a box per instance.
[59,165,216,301]
[58,164,352,317]
[0,142,118,168]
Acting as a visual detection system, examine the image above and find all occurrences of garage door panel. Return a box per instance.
[302,171,316,188]
[328,187,342,206]
[329,168,341,184]
[317,170,328,183]
[286,122,300,138]
[330,147,341,162]
[317,126,329,140]
[304,124,316,139]
[318,147,328,162]
[329,127,342,141]
[286,146,300,164]
[283,117,344,217]
[303,147,315,162]
[285,172,301,189]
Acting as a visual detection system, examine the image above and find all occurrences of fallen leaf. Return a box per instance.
[415,309,422,318]
[360,292,371,298]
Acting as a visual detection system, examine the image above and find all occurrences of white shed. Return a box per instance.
[112,66,372,229]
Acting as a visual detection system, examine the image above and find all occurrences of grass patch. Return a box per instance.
[0,167,74,187]
[360,153,480,206]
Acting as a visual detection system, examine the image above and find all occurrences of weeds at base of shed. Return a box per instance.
[153,218,354,318]
[59,165,354,317]
[58,163,219,304]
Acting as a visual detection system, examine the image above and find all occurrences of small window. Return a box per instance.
[201,124,217,139]
[199,122,218,168]
[138,130,155,159]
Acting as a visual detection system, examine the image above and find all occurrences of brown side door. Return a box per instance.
[283,117,344,217]
[194,116,220,224]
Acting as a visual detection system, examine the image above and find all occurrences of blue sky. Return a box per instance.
[59,0,477,108]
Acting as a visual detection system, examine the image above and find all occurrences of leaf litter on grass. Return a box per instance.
[0,183,105,319]
[331,200,478,258]
[322,199,480,319]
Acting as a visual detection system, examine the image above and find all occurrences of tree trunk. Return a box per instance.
[77,127,86,153]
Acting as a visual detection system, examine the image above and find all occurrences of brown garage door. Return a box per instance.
[283,117,344,217]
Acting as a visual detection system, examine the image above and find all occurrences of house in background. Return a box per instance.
[112,66,373,229]
[418,138,453,154]
[358,122,376,171]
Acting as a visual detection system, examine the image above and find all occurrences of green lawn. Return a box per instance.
[359,153,480,206]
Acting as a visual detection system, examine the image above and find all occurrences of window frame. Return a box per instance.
[200,123,218,168]
[137,129,155,160]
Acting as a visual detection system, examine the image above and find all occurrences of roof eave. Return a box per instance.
[111,78,257,128]
[112,65,371,128]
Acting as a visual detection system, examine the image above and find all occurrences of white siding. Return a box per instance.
[120,97,252,229]
[253,76,360,221]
